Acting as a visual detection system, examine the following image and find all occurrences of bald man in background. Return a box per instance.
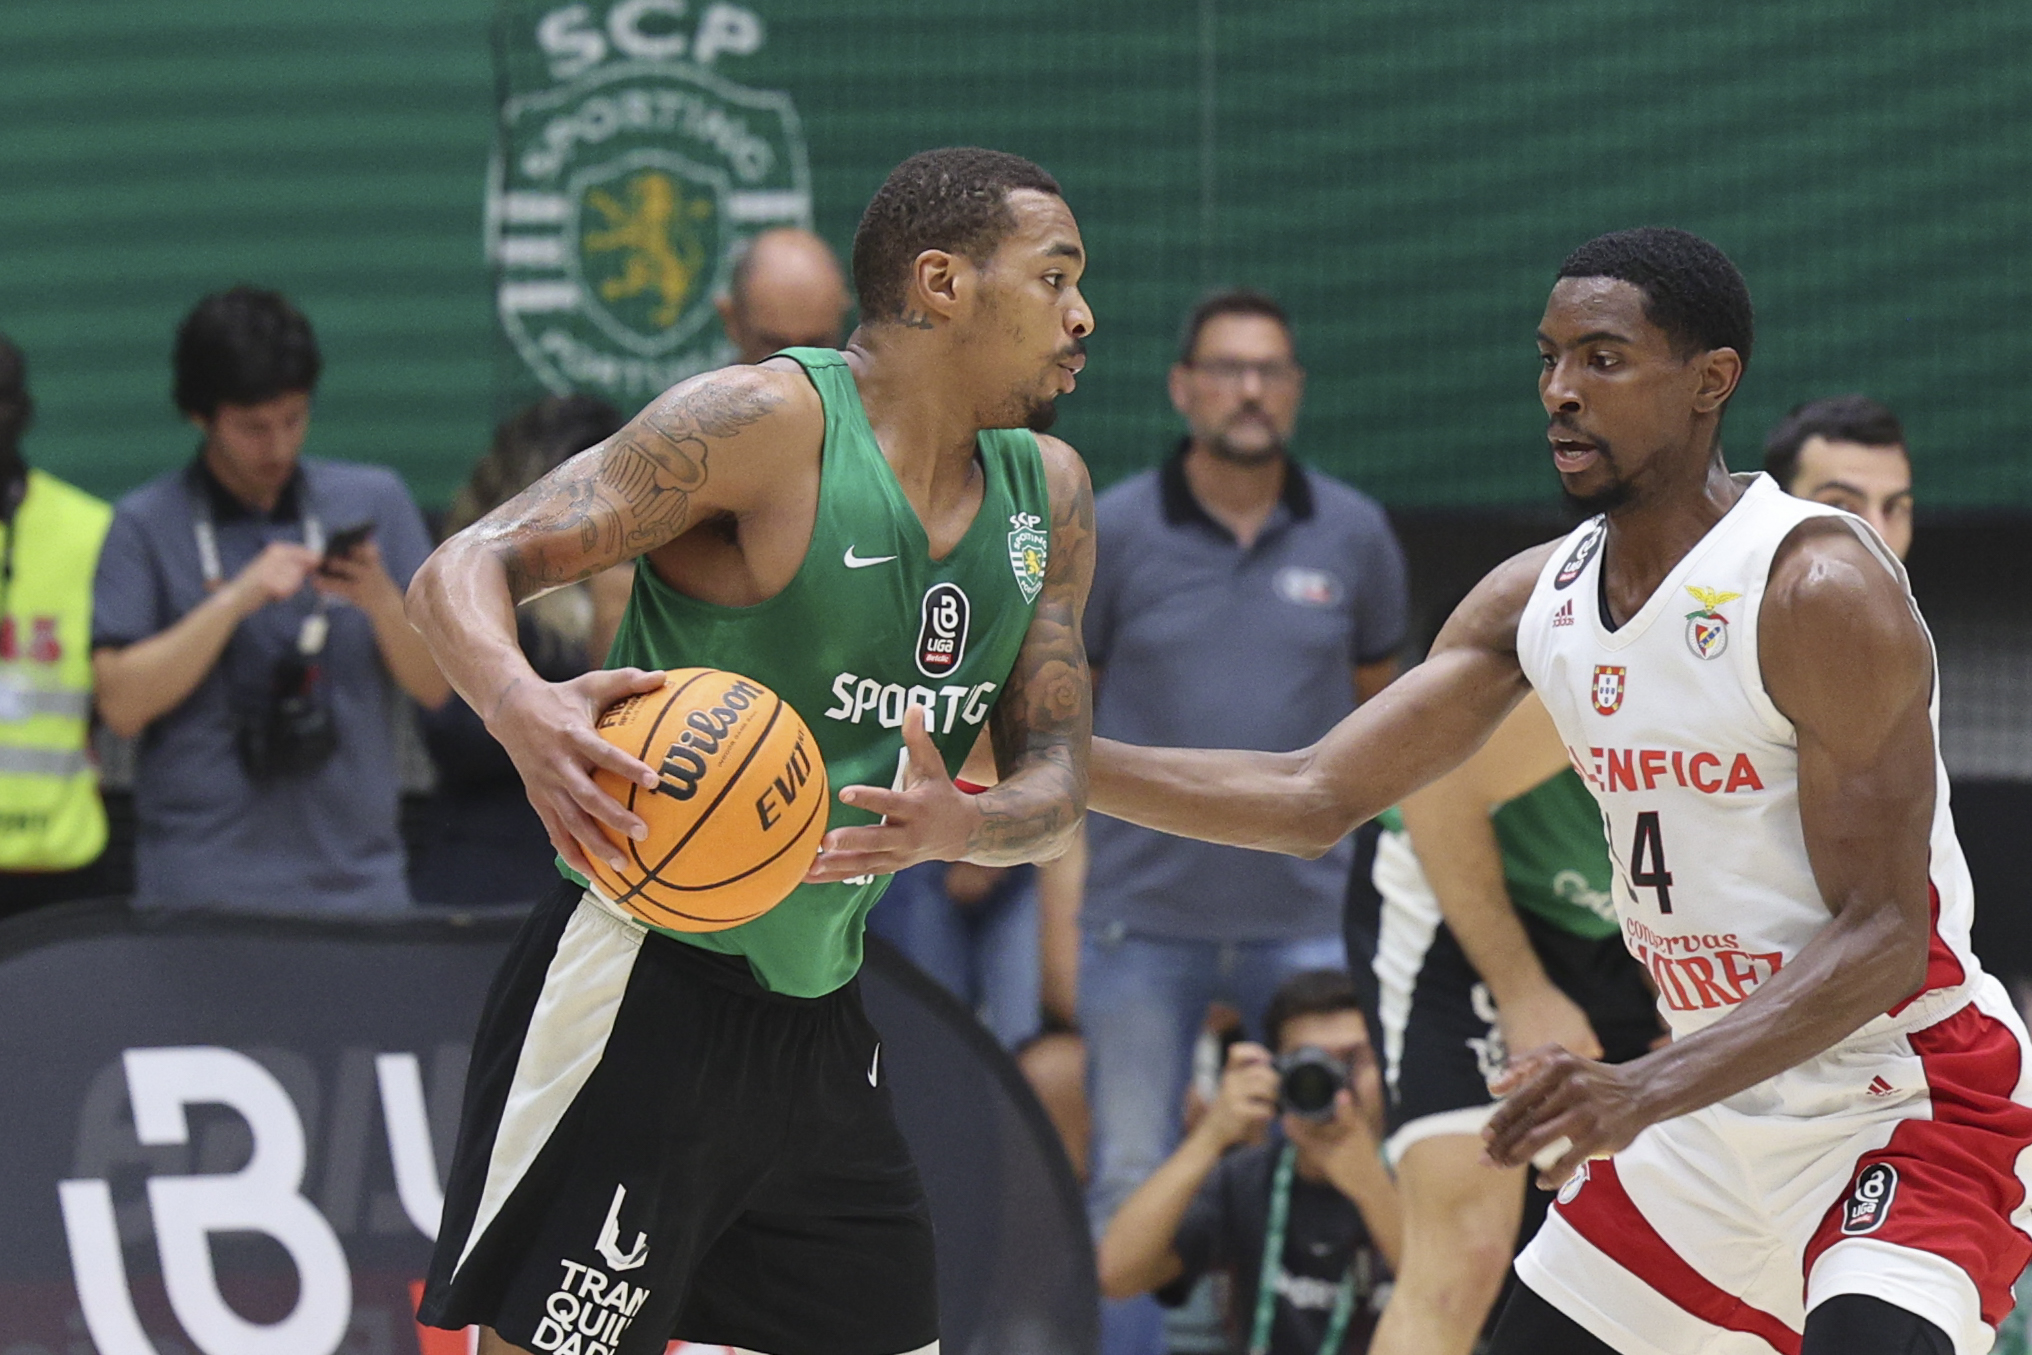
[715,226,853,364]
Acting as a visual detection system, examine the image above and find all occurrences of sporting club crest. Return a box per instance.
[1007,512,1047,603]
[492,2,810,402]
[1683,585,1742,660]
[1591,665,1627,716]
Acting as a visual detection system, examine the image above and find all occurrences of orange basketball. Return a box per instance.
[584,668,829,932]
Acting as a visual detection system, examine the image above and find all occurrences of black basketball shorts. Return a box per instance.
[418,879,938,1355]
[1344,824,1662,1165]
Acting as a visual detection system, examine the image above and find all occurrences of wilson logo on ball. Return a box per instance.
[916,583,971,679]
[588,669,829,933]
[652,679,764,801]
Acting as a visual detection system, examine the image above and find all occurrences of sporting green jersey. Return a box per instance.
[1376,767,1616,939]
[576,348,1052,996]
[1489,769,1617,939]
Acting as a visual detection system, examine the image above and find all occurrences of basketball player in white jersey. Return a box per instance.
[1087,228,2032,1355]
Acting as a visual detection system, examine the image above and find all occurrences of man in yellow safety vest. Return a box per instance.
[0,336,115,916]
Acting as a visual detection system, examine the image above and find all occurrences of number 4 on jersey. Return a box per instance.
[1631,810,1674,913]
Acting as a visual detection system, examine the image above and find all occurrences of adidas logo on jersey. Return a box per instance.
[1552,599,1574,628]
[1866,1076,1896,1098]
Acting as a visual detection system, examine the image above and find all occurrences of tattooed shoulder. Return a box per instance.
[484,367,797,600]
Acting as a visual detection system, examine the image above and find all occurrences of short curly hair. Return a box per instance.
[173,286,322,419]
[850,147,1062,322]
[1557,228,1754,370]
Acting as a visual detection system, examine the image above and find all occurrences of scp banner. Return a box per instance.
[0,905,1096,1355]
[490,0,811,405]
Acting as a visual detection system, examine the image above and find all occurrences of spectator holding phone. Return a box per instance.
[1099,970,1401,1354]
[91,286,447,911]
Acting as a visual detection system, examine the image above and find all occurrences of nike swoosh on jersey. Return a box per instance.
[843,546,898,568]
[868,1044,881,1086]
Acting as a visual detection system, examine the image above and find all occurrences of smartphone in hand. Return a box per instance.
[319,521,375,571]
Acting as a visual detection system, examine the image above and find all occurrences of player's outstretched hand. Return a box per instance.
[1482,1046,1650,1190]
[486,666,666,877]
[804,705,978,883]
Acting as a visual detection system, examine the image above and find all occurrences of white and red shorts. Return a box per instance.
[1515,976,2032,1355]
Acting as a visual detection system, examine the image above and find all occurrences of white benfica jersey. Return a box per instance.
[1516,472,1980,1041]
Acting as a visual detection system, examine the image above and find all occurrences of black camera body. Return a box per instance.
[237,652,338,779]
[1275,1045,1350,1123]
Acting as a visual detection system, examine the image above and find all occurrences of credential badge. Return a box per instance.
[1007,512,1047,603]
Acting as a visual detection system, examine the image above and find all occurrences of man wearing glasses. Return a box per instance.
[1081,289,1409,1355]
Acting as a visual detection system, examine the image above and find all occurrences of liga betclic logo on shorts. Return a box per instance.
[1840,1162,1898,1235]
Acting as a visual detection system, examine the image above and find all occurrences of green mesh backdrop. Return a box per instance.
[3,0,2028,509]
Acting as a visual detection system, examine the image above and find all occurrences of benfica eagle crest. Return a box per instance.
[1684,585,1742,660]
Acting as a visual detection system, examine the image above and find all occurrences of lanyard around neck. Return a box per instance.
[1249,1142,1358,1355]
[188,481,330,656]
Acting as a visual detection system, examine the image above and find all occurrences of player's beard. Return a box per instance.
[1561,459,1634,517]
[1017,339,1085,432]
[1552,421,1630,517]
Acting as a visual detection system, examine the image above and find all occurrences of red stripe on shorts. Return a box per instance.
[1555,1158,1803,1353]
[1801,999,2032,1327]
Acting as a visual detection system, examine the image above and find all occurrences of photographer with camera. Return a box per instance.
[1099,970,1401,1354]
[91,286,447,911]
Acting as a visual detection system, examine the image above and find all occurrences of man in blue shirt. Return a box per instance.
[1083,289,1409,1354]
[91,287,448,911]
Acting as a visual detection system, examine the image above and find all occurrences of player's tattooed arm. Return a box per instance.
[403,366,804,878]
[804,437,1095,882]
[967,437,1095,862]
[480,371,786,600]
[1087,541,1548,858]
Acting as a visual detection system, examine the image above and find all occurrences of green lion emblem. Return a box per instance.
[1007,512,1047,603]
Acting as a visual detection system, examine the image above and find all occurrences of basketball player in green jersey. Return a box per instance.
[1350,692,1660,1355]
[408,148,1094,1355]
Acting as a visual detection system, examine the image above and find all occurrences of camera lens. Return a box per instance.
[1276,1045,1349,1122]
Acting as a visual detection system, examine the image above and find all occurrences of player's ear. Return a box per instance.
[907,248,965,322]
[1692,347,1743,415]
